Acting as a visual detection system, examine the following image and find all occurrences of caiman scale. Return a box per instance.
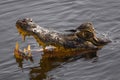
[15,18,110,58]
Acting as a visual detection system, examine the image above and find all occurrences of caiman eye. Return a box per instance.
[30,20,32,22]
[88,22,92,25]
[83,31,94,39]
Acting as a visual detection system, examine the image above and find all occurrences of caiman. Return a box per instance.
[15,18,110,58]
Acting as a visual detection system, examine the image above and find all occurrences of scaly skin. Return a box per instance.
[16,18,110,51]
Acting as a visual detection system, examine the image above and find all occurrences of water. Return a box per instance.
[0,0,120,80]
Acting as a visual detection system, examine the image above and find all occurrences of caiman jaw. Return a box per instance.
[16,24,27,41]
[16,18,50,47]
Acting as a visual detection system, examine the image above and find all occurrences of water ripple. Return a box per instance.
[0,0,120,80]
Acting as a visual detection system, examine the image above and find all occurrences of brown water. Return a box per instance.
[0,0,120,80]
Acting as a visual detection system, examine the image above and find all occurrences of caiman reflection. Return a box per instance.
[14,45,98,80]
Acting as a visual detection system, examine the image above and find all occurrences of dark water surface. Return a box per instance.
[0,0,120,80]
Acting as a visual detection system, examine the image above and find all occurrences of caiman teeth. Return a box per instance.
[21,34,26,41]
[19,31,27,41]
[19,32,21,35]
[23,48,26,53]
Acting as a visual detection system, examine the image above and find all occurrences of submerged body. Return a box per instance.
[16,18,110,51]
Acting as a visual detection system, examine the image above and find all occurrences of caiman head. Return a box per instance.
[75,22,111,46]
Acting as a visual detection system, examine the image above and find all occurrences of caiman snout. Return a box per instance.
[16,18,38,32]
[16,18,36,41]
